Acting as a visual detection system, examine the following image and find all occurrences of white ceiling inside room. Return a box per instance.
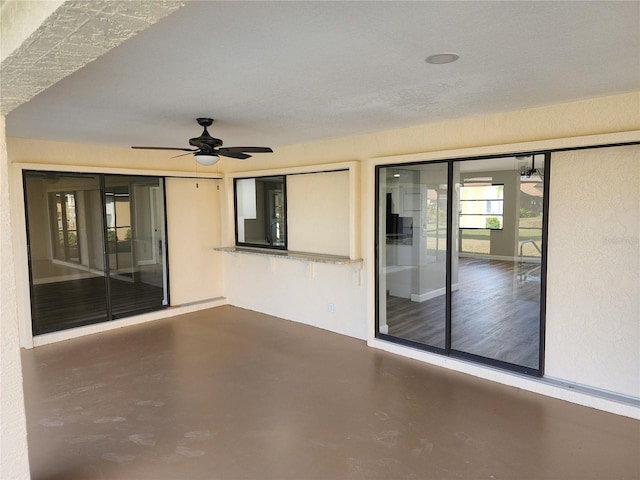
[3,1,640,150]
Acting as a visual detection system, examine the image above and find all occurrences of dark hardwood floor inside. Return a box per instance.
[32,276,165,334]
[386,257,541,369]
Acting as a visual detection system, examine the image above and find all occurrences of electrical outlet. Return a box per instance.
[328,303,335,313]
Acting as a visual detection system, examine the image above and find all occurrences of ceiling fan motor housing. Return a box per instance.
[190,118,223,150]
[196,118,214,127]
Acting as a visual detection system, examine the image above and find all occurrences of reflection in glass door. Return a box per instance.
[376,154,547,375]
[451,156,545,371]
[51,191,80,263]
[105,176,168,318]
[24,171,168,335]
[377,162,449,350]
[25,172,108,334]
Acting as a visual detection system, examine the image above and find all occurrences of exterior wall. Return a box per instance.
[1,115,31,480]
[546,145,639,398]
[287,170,351,256]
[6,92,640,416]
[165,177,225,305]
[223,254,366,340]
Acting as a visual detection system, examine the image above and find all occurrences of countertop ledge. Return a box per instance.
[215,246,362,265]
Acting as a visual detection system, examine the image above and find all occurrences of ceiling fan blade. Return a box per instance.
[132,146,197,152]
[217,150,251,160]
[218,147,273,153]
[171,151,199,158]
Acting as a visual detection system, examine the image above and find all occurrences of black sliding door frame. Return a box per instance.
[104,174,170,320]
[376,140,640,376]
[374,159,450,356]
[23,170,170,336]
[100,173,113,322]
[375,151,550,377]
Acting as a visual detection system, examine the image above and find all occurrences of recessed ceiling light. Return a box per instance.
[426,52,459,65]
[394,173,401,178]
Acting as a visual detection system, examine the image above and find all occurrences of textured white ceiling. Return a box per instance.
[0,0,186,114]
[5,1,640,150]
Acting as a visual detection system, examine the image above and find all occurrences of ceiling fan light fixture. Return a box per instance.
[194,154,220,166]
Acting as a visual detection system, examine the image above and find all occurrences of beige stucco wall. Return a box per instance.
[287,170,351,256]
[165,177,225,305]
[546,145,639,398]
[1,115,31,479]
[7,137,225,173]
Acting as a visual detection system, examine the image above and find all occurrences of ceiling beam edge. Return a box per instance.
[0,0,187,115]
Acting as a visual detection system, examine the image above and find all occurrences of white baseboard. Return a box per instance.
[410,283,460,303]
[459,253,540,264]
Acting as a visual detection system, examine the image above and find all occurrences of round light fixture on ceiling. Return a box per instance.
[194,154,220,166]
[426,52,460,65]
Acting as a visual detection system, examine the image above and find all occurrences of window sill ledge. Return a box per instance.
[215,246,362,265]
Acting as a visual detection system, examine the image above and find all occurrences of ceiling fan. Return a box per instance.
[131,117,273,165]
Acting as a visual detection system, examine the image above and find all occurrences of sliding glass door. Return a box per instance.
[377,162,449,351]
[24,171,168,335]
[376,154,547,375]
[450,156,545,371]
[105,176,168,319]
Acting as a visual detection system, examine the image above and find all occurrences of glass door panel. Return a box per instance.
[24,172,108,334]
[25,171,169,335]
[376,154,546,375]
[377,163,448,350]
[104,175,168,319]
[451,156,544,370]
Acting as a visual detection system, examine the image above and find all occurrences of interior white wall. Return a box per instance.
[383,165,450,302]
[545,145,640,398]
[165,177,224,305]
